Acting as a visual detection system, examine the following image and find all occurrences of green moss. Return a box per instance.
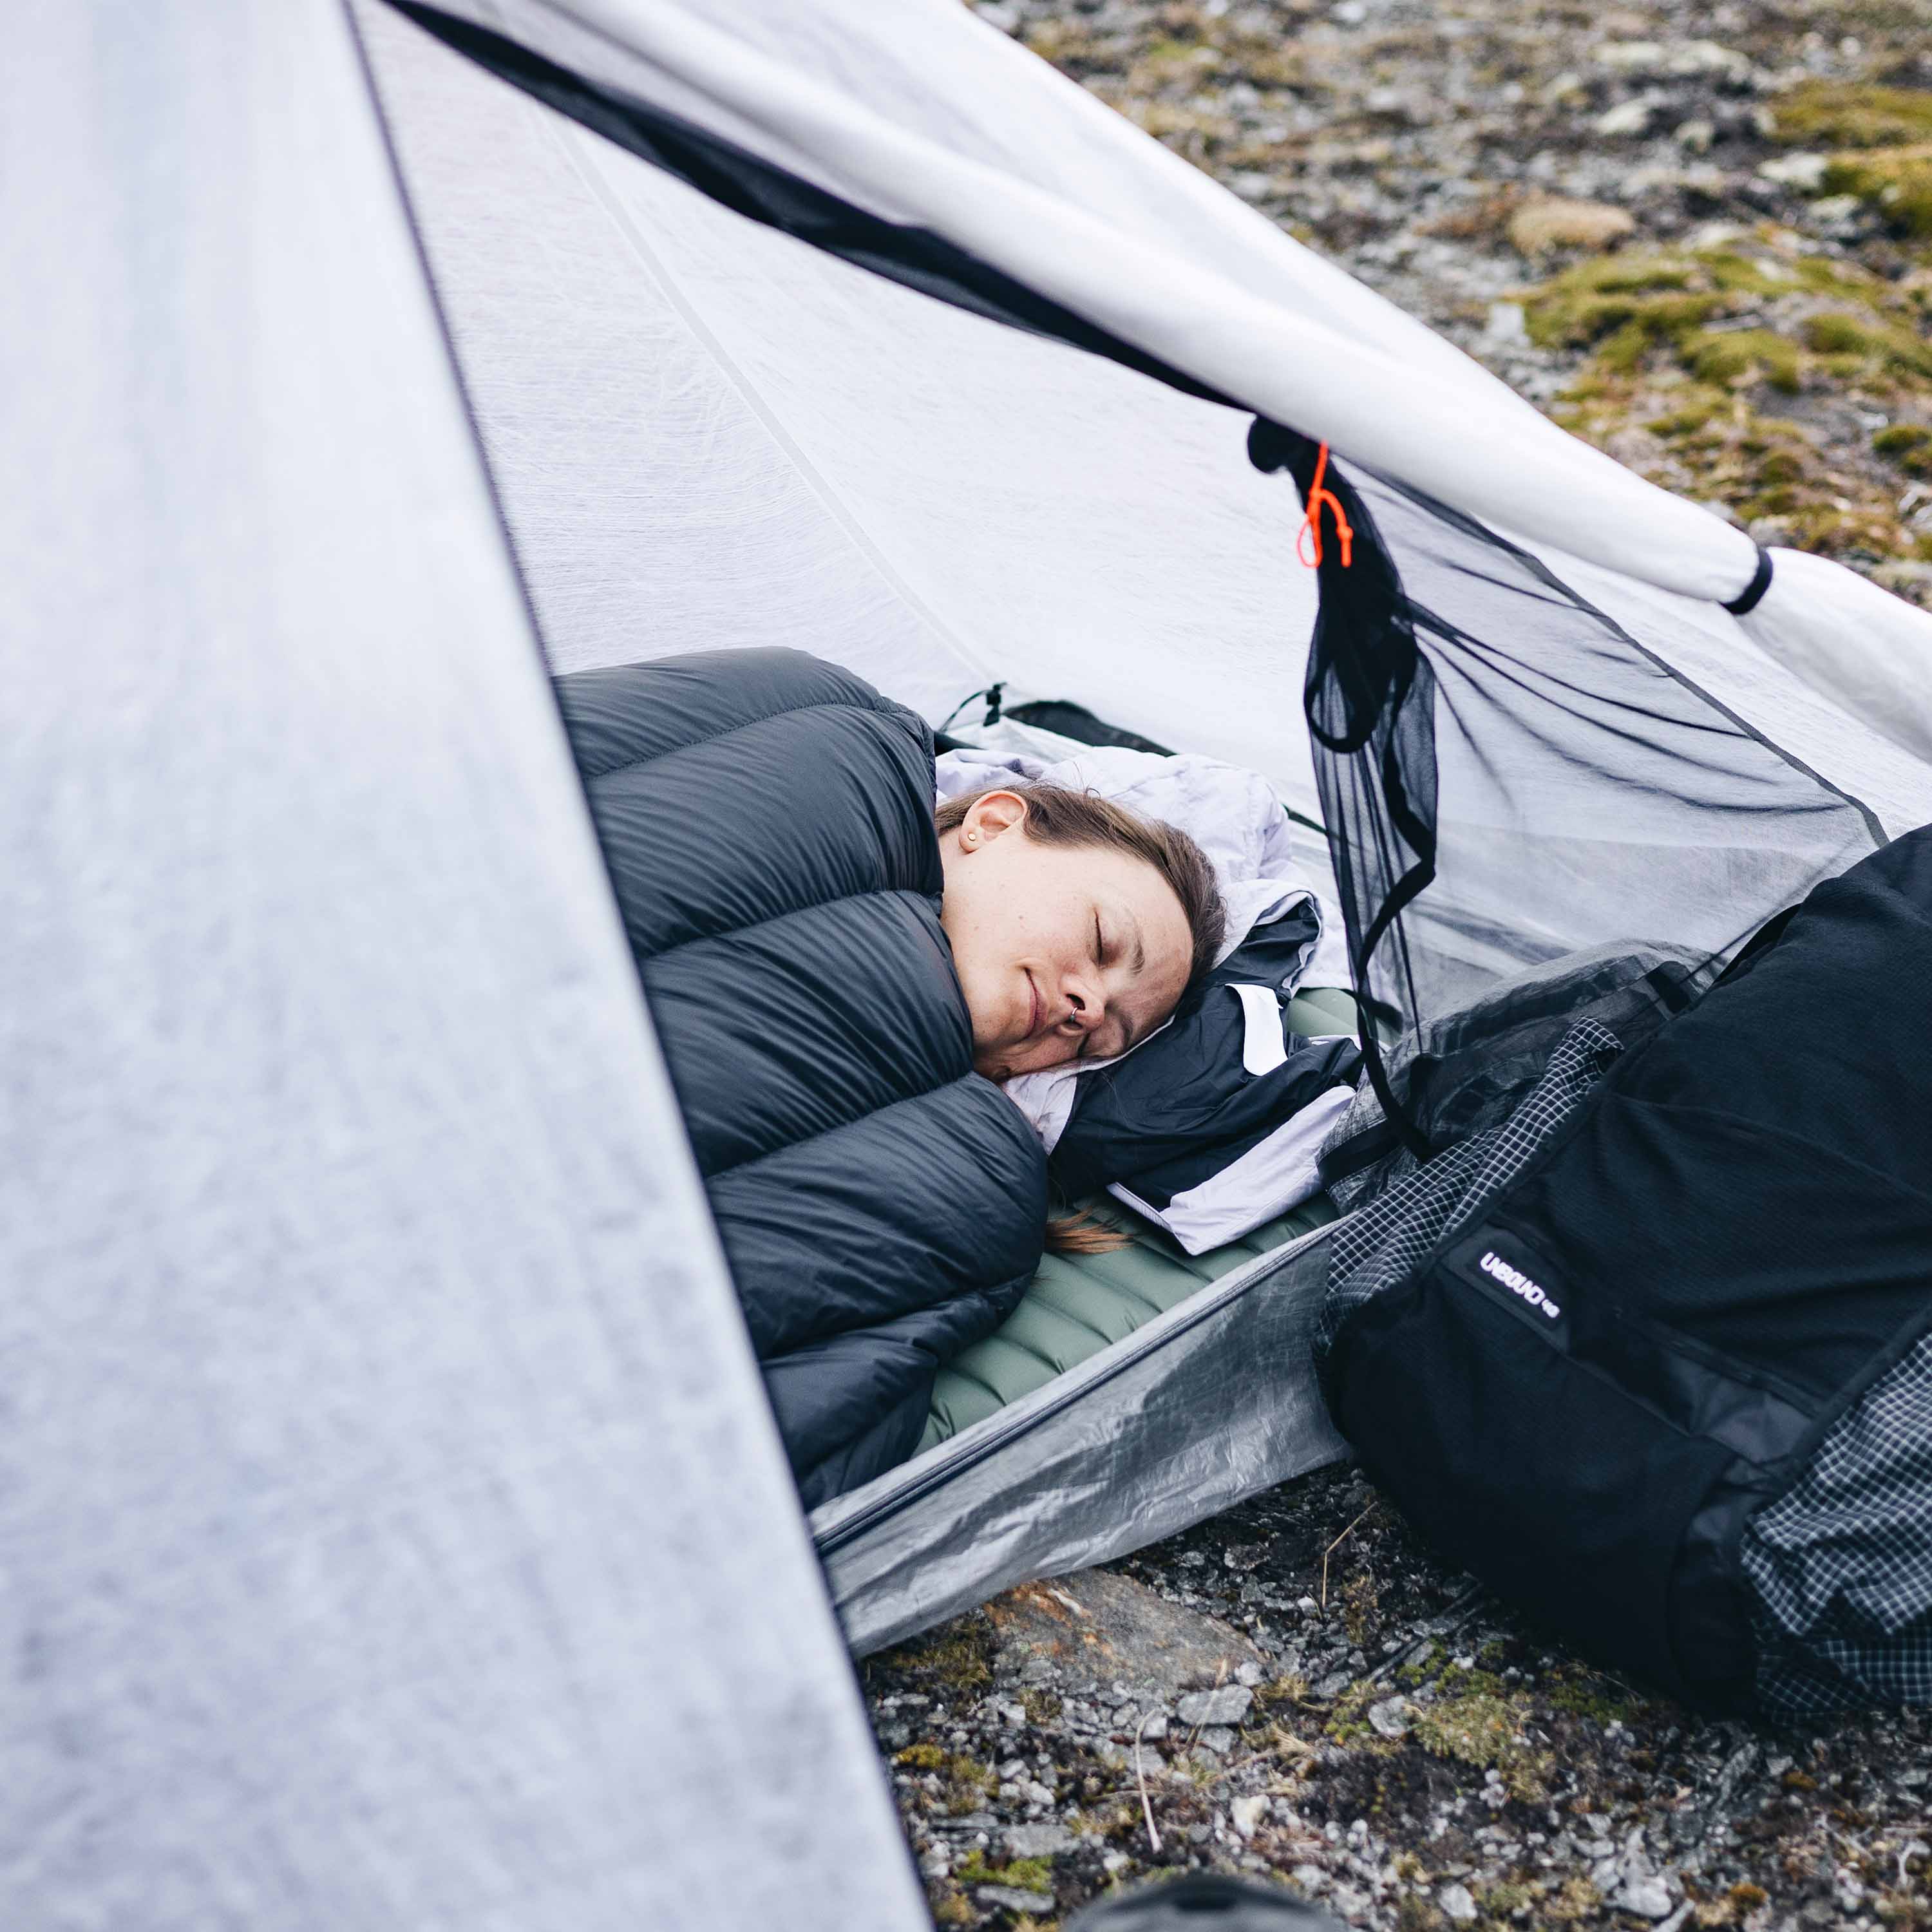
[1685,327,1803,392]
[1544,1876,1604,1922]
[1770,80,1932,150]
[1875,422,1932,475]
[1019,1686,1063,1725]
[1822,147,1932,238]
[1520,252,1736,359]
[1396,1642,1446,1688]
[1546,1669,1634,1725]
[1324,1680,1390,1747]
[1481,1879,1536,1917]
[1646,399,1724,437]
[955,1850,1056,1891]
[1411,1676,1551,1801]
[901,1748,999,1814]
[1804,309,1932,378]
[878,1616,996,1694]
[1525,225,1932,565]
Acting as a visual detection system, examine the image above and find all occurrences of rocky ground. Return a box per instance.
[862,0,1932,1924]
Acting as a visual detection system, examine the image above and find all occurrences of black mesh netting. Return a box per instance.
[1248,421,1882,1152]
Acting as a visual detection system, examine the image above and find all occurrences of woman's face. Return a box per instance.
[938,791,1194,1079]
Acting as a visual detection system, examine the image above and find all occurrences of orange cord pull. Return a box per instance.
[1296,442,1354,569]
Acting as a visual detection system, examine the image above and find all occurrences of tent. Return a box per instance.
[8,0,1932,1921]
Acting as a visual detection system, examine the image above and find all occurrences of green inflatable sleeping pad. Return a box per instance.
[919,987,1358,1453]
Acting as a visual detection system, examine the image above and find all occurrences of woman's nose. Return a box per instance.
[1064,976,1104,1031]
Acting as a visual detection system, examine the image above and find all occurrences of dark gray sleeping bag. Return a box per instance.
[553,648,1048,1506]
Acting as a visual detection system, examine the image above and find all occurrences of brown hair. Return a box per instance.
[936,781,1227,1255]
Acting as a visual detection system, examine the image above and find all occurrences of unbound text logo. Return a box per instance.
[1479,1249,1561,1320]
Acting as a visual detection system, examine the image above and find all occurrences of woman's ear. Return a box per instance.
[958,789,1030,849]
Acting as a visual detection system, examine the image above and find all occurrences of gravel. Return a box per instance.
[866,0,1932,1923]
[870,1466,1932,1926]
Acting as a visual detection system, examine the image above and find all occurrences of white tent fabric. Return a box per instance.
[0,5,922,1926]
[424,0,1932,762]
[359,0,1325,807]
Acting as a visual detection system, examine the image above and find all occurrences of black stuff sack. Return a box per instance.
[1318,827,1932,1716]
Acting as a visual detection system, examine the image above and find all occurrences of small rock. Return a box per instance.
[1439,1880,1479,1922]
[1759,151,1828,191]
[976,1883,1056,1914]
[1003,1821,1073,1859]
[986,1569,1264,1700]
[1199,1725,1238,1754]
[1484,301,1528,345]
[918,1844,951,1879]
[1368,1697,1412,1739]
[1177,1684,1254,1728]
[1236,1660,1265,1687]
[1292,1863,1329,1891]
[1140,1712,1169,1740]
[1508,194,1636,256]
[1596,38,1665,70]
[1596,97,1657,138]
[1674,118,1715,151]
[1615,1875,1676,1919]
[1231,1795,1269,1838]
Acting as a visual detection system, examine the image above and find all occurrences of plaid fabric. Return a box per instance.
[1743,1334,1932,1716]
[1320,1020,1622,1359]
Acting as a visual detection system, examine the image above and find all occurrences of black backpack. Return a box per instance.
[1317,828,1932,1716]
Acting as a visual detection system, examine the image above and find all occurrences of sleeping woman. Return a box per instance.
[553,644,1225,1505]
[934,782,1224,1079]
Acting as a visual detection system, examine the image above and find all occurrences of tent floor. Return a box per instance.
[920,987,1356,1452]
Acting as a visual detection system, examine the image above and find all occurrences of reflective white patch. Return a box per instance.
[1115,1084,1354,1255]
[1234,983,1289,1077]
